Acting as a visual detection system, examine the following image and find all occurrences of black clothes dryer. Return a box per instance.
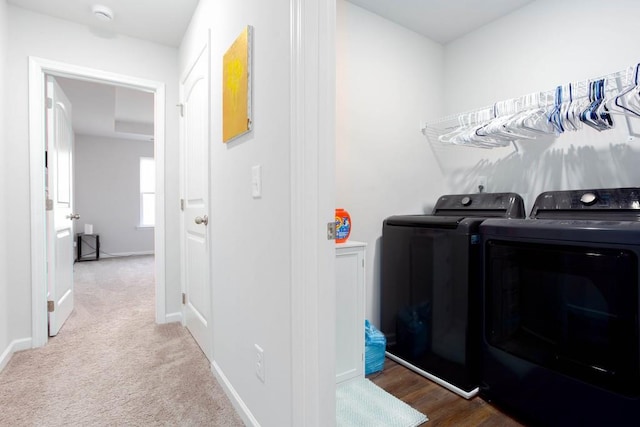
[480,188,640,426]
[381,192,525,398]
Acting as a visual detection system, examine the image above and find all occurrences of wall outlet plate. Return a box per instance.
[478,175,487,193]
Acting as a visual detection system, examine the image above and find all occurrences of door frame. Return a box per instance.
[28,56,167,347]
[290,0,337,423]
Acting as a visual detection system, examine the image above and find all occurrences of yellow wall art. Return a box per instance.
[223,25,253,143]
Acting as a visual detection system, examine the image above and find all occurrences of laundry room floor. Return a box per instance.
[369,358,524,426]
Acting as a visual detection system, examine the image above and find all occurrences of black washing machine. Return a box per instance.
[381,192,525,398]
[481,188,640,426]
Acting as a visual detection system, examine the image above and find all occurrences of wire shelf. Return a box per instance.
[422,65,640,149]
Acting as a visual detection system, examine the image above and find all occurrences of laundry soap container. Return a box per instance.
[365,320,386,375]
[335,208,351,243]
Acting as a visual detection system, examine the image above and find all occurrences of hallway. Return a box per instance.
[0,256,242,426]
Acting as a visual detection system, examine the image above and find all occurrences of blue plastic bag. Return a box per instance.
[364,320,386,375]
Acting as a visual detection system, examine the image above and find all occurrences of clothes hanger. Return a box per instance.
[608,63,640,118]
[467,109,513,148]
[447,109,508,148]
[476,101,536,143]
[562,83,581,131]
[596,79,614,128]
[497,98,545,140]
[579,80,598,129]
[511,92,556,135]
[580,79,612,131]
[548,85,565,134]
[438,114,471,144]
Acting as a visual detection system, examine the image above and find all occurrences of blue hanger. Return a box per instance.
[548,85,565,134]
[581,79,613,131]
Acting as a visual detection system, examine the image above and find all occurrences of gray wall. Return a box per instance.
[74,134,154,257]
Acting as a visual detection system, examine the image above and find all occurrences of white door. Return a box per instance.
[46,76,76,336]
[180,44,212,360]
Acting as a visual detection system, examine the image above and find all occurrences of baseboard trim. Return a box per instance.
[211,360,260,427]
[0,338,33,373]
[97,251,155,259]
[163,312,182,324]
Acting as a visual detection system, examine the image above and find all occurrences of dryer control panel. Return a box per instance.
[531,187,640,220]
[433,192,526,218]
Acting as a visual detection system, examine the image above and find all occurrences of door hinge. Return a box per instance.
[46,97,53,109]
[177,103,184,117]
[182,293,186,305]
[180,198,185,211]
[327,221,336,240]
[47,300,54,312]
[46,199,53,211]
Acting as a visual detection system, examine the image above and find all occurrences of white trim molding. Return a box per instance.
[211,361,259,427]
[28,57,168,347]
[98,251,155,259]
[289,0,336,425]
[164,312,183,324]
[0,338,32,373]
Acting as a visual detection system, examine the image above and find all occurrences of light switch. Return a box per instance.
[252,165,261,198]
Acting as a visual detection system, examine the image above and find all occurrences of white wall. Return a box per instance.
[6,6,181,345]
[440,0,640,211]
[336,0,445,325]
[444,0,640,114]
[181,1,294,425]
[0,0,9,364]
[74,135,154,257]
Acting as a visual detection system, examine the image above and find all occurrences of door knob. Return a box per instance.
[195,215,208,226]
[66,213,80,220]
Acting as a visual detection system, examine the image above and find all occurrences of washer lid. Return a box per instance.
[531,187,640,220]
[433,192,526,218]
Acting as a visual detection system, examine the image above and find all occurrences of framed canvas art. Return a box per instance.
[223,25,253,143]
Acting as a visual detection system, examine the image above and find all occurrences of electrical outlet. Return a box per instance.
[477,176,487,193]
[255,344,265,383]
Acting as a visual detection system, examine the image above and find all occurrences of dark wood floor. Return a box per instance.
[369,358,524,427]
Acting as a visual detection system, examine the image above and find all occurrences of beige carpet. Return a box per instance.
[0,255,244,426]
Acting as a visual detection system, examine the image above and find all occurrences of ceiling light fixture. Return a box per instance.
[92,4,114,22]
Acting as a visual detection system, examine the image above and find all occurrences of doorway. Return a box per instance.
[28,57,167,347]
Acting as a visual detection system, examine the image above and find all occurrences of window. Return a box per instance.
[140,157,155,227]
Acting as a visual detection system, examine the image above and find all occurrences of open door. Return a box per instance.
[180,43,212,360]
[46,75,77,336]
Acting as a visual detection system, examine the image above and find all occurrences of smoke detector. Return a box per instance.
[92,5,114,22]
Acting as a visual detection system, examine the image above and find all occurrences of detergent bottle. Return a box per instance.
[335,208,351,243]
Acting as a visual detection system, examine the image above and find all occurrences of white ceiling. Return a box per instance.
[8,0,536,48]
[55,77,154,142]
[346,0,534,44]
[7,1,180,141]
[12,0,535,141]
[8,0,199,48]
